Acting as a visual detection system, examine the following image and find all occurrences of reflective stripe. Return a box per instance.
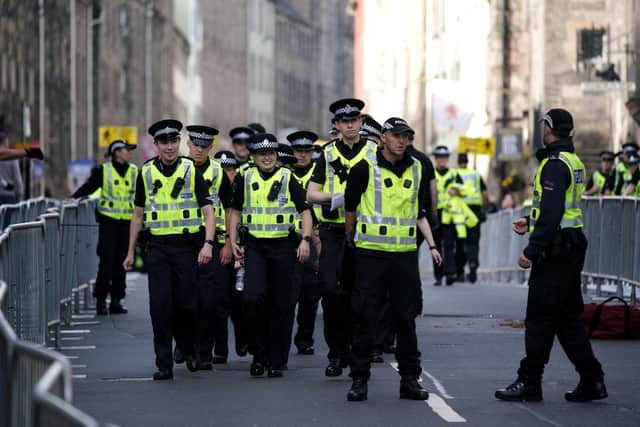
[373,165,383,217]
[278,170,290,204]
[265,224,292,231]
[247,223,264,231]
[358,235,396,244]
[98,207,132,214]
[183,160,192,194]
[245,169,254,208]
[560,217,583,228]
[326,148,335,194]
[105,163,114,197]
[399,237,416,245]
[174,218,203,227]
[558,153,578,204]
[265,207,297,214]
[360,215,397,225]
[244,207,264,214]
[147,221,171,229]
[410,158,419,208]
[399,218,415,226]
[143,201,199,211]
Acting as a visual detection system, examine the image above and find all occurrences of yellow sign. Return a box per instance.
[98,126,138,148]
[458,136,496,156]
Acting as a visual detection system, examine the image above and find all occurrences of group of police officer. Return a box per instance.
[584,141,640,197]
[75,98,609,404]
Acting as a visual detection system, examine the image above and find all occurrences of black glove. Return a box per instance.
[24,148,44,160]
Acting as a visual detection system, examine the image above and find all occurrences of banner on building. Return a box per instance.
[458,136,496,156]
[98,126,138,147]
[496,128,524,161]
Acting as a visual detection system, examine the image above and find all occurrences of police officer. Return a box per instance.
[496,108,607,402]
[344,117,442,402]
[229,127,255,174]
[622,153,640,197]
[228,133,312,378]
[123,119,216,380]
[184,125,236,369]
[456,153,488,283]
[432,146,462,285]
[287,131,322,356]
[307,98,378,377]
[71,139,138,315]
[584,151,615,196]
[360,114,383,147]
[608,142,639,195]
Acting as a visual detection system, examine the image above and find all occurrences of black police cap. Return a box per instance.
[277,143,297,165]
[433,145,450,157]
[214,150,237,167]
[247,123,266,134]
[622,142,639,153]
[599,150,615,161]
[229,127,255,143]
[287,130,318,149]
[360,114,382,138]
[105,140,136,158]
[186,125,218,147]
[329,98,365,120]
[248,133,279,153]
[382,117,414,135]
[541,108,573,135]
[148,119,183,139]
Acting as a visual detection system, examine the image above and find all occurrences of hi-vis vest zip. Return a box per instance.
[529,151,585,233]
[435,168,457,209]
[242,167,297,238]
[202,160,225,243]
[97,162,137,220]
[321,140,377,223]
[142,158,202,236]
[456,167,482,206]
[355,158,421,252]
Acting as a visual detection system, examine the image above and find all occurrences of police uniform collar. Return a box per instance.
[111,159,131,176]
[293,162,313,177]
[195,157,210,172]
[336,137,366,151]
[377,148,413,168]
[257,166,281,181]
[539,139,575,160]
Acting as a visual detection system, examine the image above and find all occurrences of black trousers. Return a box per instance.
[432,211,444,281]
[196,246,217,361]
[350,249,422,380]
[146,240,199,371]
[455,205,481,275]
[518,230,604,383]
[318,224,355,362]
[441,224,458,276]
[243,237,296,369]
[373,294,396,354]
[94,220,130,300]
[210,242,248,358]
[290,242,321,353]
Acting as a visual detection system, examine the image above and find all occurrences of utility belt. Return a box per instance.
[319,222,345,233]
[147,233,200,248]
[545,228,586,258]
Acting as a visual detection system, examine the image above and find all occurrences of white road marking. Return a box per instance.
[63,355,79,360]
[71,364,87,369]
[61,336,85,341]
[390,362,466,423]
[513,403,564,427]
[59,345,96,350]
[70,321,100,326]
[72,314,96,319]
[72,374,87,379]
[101,377,153,382]
[60,329,91,334]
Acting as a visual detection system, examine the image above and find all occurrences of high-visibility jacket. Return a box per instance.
[96,162,137,220]
[202,159,225,243]
[320,140,377,223]
[591,169,608,194]
[355,158,421,252]
[613,162,631,195]
[292,163,319,231]
[434,168,458,209]
[456,167,483,206]
[242,167,297,238]
[237,161,252,176]
[529,151,585,233]
[142,158,202,236]
[441,195,478,238]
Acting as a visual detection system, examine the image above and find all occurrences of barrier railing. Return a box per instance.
[0,280,99,427]
[478,197,639,305]
[0,198,60,231]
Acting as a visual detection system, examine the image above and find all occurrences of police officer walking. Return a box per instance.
[343,117,442,401]
[185,125,235,369]
[228,133,312,378]
[307,98,378,377]
[495,108,607,402]
[229,127,255,174]
[123,119,216,380]
[71,139,138,315]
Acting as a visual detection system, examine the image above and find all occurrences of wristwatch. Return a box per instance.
[302,235,312,242]
[205,239,215,246]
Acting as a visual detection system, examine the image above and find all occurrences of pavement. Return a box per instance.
[66,251,640,427]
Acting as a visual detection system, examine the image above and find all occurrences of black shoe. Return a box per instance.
[383,344,396,354]
[173,347,185,364]
[109,300,128,314]
[433,279,442,286]
[250,362,265,377]
[186,355,198,372]
[212,355,227,364]
[280,363,288,371]
[446,275,456,286]
[198,360,213,371]
[297,345,315,355]
[347,378,368,402]
[468,270,477,284]
[153,369,173,380]
[268,367,283,378]
[96,299,108,315]
[495,379,542,402]
[236,342,248,357]
[565,380,608,402]
[325,359,343,377]
[400,378,429,400]
[370,352,384,363]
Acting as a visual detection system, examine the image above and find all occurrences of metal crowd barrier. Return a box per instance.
[478,197,639,305]
[0,197,60,231]
[0,280,99,427]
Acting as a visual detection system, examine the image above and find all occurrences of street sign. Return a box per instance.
[458,136,496,156]
[98,126,138,147]
[496,128,524,161]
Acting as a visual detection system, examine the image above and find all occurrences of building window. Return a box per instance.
[578,28,606,63]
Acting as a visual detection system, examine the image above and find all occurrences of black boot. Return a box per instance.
[325,358,343,377]
[446,275,456,286]
[495,379,542,402]
[109,299,128,314]
[565,379,608,402]
[152,368,173,381]
[468,269,477,284]
[268,367,283,378]
[370,352,384,363]
[347,378,368,402]
[250,361,265,377]
[211,355,227,364]
[173,347,185,364]
[185,354,198,372]
[96,298,108,316]
[297,345,315,355]
[400,378,429,400]
[235,341,248,357]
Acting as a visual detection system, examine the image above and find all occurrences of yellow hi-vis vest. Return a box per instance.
[456,167,482,206]
[142,158,202,236]
[613,162,629,194]
[434,168,457,209]
[529,151,585,233]
[355,158,421,252]
[96,162,137,220]
[321,140,377,223]
[292,163,319,231]
[441,195,479,238]
[591,169,608,194]
[242,167,297,238]
[202,159,225,243]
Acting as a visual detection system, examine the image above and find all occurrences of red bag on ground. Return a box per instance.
[581,296,640,339]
